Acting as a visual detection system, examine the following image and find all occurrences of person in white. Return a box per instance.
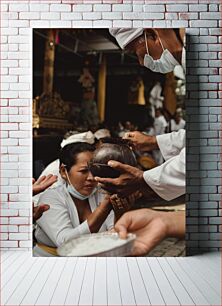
[101,28,185,200]
[149,81,164,118]
[33,131,95,205]
[109,28,185,73]
[170,112,186,132]
[153,108,168,165]
[34,142,114,257]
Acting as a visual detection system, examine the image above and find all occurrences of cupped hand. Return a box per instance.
[95,161,146,197]
[115,209,185,256]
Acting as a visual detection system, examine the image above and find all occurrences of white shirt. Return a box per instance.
[154,115,168,135]
[170,118,186,132]
[143,129,185,201]
[34,184,114,249]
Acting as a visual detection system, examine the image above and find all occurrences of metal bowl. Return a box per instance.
[57,232,136,257]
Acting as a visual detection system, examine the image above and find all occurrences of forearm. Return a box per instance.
[87,200,113,233]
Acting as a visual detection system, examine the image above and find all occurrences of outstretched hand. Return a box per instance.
[123,131,158,152]
[32,174,58,195]
[95,161,146,197]
[115,209,185,256]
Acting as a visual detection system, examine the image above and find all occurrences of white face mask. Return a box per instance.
[143,31,180,74]
[65,169,96,201]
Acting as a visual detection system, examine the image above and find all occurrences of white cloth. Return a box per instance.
[170,118,186,132]
[143,129,185,201]
[60,131,95,148]
[94,129,111,140]
[109,28,143,49]
[154,115,168,135]
[149,83,164,117]
[34,184,114,255]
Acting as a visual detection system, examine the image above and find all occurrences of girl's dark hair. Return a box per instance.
[59,142,95,172]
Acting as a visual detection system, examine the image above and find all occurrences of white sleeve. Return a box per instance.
[105,210,115,230]
[143,148,185,201]
[156,129,185,161]
[36,191,91,247]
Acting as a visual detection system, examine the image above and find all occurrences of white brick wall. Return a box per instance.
[0,0,221,254]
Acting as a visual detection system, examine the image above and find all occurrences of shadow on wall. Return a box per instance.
[186,33,201,256]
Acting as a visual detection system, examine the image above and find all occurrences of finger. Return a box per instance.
[32,178,36,185]
[107,160,130,172]
[115,224,127,239]
[95,176,118,185]
[122,132,135,139]
[35,175,46,185]
[33,204,50,221]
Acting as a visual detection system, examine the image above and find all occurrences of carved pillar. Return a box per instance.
[43,29,55,94]
[163,72,177,116]
[97,54,107,122]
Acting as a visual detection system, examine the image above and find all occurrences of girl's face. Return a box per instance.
[66,151,97,196]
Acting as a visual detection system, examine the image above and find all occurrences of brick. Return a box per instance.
[8,44,18,51]
[190,20,217,28]
[113,4,132,11]
[200,12,221,19]
[9,115,29,123]
[191,233,209,240]
[61,13,82,20]
[208,44,221,52]
[144,4,165,12]
[9,233,29,240]
[19,226,31,233]
[83,12,101,19]
[179,12,198,20]
[93,20,113,27]
[102,12,122,19]
[153,20,172,27]
[29,4,50,11]
[19,241,32,248]
[132,5,143,12]
[199,241,221,248]
[1,60,18,68]
[9,99,30,107]
[9,4,29,11]
[9,217,29,225]
[50,4,71,11]
[0,241,18,248]
[1,123,18,131]
[19,12,40,19]
[9,20,29,28]
[73,4,92,11]
[209,4,219,11]
[209,60,221,68]
[50,21,72,27]
[165,13,178,20]
[8,146,30,154]
[19,210,30,217]
[72,20,93,28]
[41,12,61,20]
[113,20,132,28]
[133,21,143,27]
[1,209,18,216]
[94,4,111,11]
[166,4,188,11]
[123,12,164,20]
[1,28,18,36]
[30,21,50,28]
